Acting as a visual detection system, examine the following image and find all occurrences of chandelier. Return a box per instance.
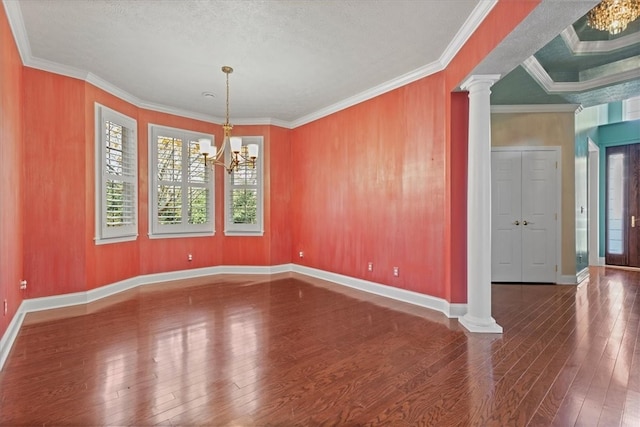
[198,66,259,174]
[587,0,640,35]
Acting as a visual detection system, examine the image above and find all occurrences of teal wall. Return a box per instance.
[597,119,640,257]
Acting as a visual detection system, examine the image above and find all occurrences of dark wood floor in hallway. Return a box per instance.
[0,267,638,426]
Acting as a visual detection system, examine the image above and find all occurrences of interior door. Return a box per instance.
[606,144,640,267]
[521,150,557,282]
[491,151,522,281]
[491,149,557,283]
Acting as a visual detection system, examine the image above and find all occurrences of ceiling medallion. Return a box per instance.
[587,0,640,35]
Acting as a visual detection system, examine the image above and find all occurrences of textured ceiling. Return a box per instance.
[5,0,632,122]
[6,0,485,125]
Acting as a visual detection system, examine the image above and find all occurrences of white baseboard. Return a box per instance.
[576,267,590,284]
[292,265,467,318]
[0,307,26,372]
[1,263,466,371]
[557,274,578,285]
[557,267,590,285]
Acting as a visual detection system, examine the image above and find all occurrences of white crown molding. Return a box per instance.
[560,25,640,55]
[523,55,640,94]
[2,0,29,65]
[4,0,497,131]
[289,60,444,128]
[491,104,581,113]
[439,0,498,68]
[291,1,498,128]
[231,117,293,129]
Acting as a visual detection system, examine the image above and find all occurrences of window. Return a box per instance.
[149,125,214,237]
[623,96,640,121]
[225,136,264,235]
[95,104,138,244]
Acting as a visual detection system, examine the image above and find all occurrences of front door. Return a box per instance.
[605,144,640,267]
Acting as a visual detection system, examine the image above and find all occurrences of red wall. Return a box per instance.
[1,0,539,328]
[0,5,24,339]
[290,0,539,302]
[19,74,292,298]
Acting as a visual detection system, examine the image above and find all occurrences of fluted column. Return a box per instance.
[459,75,503,334]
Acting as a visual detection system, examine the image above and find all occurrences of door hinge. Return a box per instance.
[555,161,558,169]
[555,265,558,272]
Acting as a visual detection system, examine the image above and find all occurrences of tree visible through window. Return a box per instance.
[150,125,213,237]
[95,104,137,244]
[225,136,263,235]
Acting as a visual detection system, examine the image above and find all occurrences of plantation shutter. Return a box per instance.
[150,125,214,236]
[225,136,263,235]
[96,104,138,242]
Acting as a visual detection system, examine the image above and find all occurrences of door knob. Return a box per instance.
[632,215,636,228]
[523,220,528,226]
[514,220,520,225]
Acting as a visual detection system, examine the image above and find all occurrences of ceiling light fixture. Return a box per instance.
[587,0,640,35]
[198,66,258,174]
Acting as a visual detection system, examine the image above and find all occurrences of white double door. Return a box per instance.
[491,149,558,283]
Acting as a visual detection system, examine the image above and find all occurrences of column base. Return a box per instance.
[459,313,503,334]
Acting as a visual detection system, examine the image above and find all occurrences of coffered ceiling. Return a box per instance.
[491,5,640,107]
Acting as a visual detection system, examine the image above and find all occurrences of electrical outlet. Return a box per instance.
[188,254,193,261]
[20,280,27,290]
[368,262,373,272]
[393,267,399,277]
[299,251,304,258]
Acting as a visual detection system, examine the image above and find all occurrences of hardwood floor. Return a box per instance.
[0,267,638,426]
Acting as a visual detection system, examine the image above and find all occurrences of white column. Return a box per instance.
[459,74,503,334]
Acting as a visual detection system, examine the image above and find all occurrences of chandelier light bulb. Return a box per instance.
[587,0,640,35]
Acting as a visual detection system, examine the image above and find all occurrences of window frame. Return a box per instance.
[148,124,215,238]
[224,136,264,236]
[94,103,138,244]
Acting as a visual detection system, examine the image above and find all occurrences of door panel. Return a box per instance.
[491,149,557,283]
[491,152,522,282]
[605,146,628,266]
[629,145,640,267]
[521,150,557,282]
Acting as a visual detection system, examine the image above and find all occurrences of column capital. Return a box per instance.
[460,74,501,92]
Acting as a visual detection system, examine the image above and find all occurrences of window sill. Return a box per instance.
[224,230,264,237]
[94,234,138,245]
[148,231,215,239]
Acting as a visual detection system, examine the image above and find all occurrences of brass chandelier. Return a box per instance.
[587,0,640,35]
[198,66,259,174]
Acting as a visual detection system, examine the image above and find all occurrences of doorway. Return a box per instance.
[605,143,640,267]
[491,148,559,282]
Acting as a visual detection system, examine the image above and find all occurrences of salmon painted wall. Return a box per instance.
[9,0,536,306]
[0,5,24,338]
[21,73,291,297]
[449,92,469,303]
[291,74,449,297]
[23,69,87,298]
[290,0,538,303]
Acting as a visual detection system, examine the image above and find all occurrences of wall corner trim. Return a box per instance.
[0,263,464,371]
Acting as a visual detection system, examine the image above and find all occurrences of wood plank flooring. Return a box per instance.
[0,267,638,426]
